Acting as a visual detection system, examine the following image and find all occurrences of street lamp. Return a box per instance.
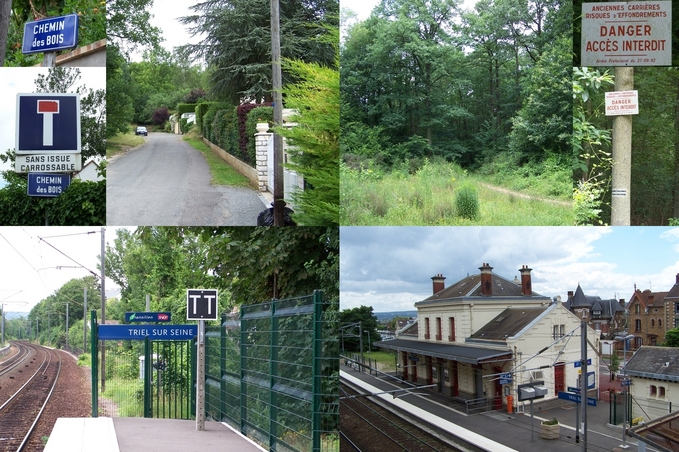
[614,333,634,449]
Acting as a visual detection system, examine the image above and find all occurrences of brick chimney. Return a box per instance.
[619,298,625,308]
[431,274,446,295]
[567,291,574,298]
[519,265,532,296]
[479,263,493,296]
[676,273,679,285]
[648,294,654,303]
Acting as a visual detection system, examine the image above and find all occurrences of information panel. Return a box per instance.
[581,1,671,66]
[98,324,197,341]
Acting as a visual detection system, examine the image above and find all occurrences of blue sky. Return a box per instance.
[340,227,679,312]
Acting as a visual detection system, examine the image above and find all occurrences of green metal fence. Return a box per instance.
[205,291,339,452]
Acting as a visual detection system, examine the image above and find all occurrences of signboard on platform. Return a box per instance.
[98,324,197,341]
[581,1,672,66]
[186,289,218,320]
[125,312,171,323]
[558,391,597,406]
[574,358,592,368]
[22,14,79,55]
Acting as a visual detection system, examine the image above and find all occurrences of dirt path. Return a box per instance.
[479,183,572,206]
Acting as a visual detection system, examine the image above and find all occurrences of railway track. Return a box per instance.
[0,343,62,452]
[0,343,33,378]
[340,381,459,452]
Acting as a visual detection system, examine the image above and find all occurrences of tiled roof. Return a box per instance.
[418,273,545,304]
[469,307,548,341]
[625,346,679,382]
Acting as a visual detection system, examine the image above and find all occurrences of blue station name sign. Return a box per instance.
[98,324,197,341]
[22,14,79,54]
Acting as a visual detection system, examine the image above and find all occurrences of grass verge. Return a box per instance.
[106,130,145,159]
[183,134,254,188]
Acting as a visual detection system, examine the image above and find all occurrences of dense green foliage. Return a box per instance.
[341,0,572,224]
[105,227,339,316]
[664,327,679,347]
[455,184,480,220]
[27,276,100,351]
[277,42,340,225]
[1,0,106,66]
[180,0,339,103]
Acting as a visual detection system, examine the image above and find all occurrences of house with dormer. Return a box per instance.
[625,346,679,421]
[563,284,625,339]
[375,263,599,411]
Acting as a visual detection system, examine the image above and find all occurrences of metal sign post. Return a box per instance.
[186,289,218,431]
[196,319,205,431]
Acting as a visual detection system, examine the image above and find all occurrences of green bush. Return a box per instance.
[455,184,480,220]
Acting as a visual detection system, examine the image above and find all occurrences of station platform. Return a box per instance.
[44,417,266,452]
[342,366,643,452]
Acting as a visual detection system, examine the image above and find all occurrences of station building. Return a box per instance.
[375,263,599,411]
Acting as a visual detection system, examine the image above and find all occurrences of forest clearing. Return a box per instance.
[341,159,573,225]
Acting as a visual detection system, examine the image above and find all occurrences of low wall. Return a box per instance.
[202,138,258,186]
[0,343,10,357]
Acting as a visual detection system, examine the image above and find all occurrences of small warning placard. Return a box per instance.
[605,90,638,116]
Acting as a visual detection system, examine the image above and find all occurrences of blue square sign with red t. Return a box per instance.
[16,93,81,154]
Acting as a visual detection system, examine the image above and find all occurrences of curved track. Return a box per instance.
[340,382,459,452]
[0,342,62,452]
[0,343,33,378]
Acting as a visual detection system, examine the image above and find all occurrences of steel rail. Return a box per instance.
[16,347,62,452]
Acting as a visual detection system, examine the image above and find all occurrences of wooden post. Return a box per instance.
[611,67,633,225]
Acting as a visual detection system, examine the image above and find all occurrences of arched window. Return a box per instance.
[650,385,657,397]
[659,387,666,398]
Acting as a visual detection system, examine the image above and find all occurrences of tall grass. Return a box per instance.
[340,159,574,225]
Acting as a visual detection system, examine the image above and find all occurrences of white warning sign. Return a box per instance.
[581,1,672,66]
[605,90,639,116]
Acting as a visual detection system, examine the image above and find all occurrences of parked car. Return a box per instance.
[135,126,148,136]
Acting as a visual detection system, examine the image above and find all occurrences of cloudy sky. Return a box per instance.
[340,226,679,312]
[0,227,125,313]
[130,0,204,62]
[0,67,106,178]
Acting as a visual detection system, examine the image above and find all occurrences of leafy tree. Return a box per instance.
[106,45,135,137]
[179,0,338,103]
[609,352,621,381]
[665,327,679,347]
[152,107,170,125]
[107,0,161,52]
[339,306,380,353]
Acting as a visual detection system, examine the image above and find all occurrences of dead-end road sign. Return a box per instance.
[187,289,218,320]
[16,93,81,154]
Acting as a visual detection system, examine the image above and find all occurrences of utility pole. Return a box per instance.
[100,227,106,391]
[83,287,87,353]
[580,320,588,451]
[270,0,285,226]
[65,302,69,349]
[611,67,633,225]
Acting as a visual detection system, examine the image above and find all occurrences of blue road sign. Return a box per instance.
[574,358,592,368]
[567,386,581,393]
[16,93,81,154]
[22,14,79,54]
[558,391,597,406]
[27,173,70,197]
[98,324,197,341]
[622,379,632,387]
[500,373,512,384]
[125,312,172,323]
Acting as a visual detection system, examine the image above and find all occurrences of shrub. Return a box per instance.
[455,183,480,220]
[542,418,559,426]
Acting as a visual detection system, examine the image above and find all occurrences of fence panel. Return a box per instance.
[205,291,339,452]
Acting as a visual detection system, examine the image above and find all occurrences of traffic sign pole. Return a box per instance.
[196,319,205,431]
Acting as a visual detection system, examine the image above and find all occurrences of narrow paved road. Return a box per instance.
[107,133,266,225]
